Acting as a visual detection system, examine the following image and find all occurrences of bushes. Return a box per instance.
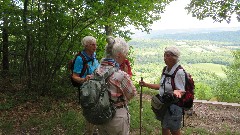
[194,82,213,100]
[214,50,240,103]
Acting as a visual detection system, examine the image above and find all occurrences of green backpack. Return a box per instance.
[80,67,117,125]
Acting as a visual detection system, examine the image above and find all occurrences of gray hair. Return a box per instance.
[105,36,129,59]
[81,36,96,48]
[164,46,180,61]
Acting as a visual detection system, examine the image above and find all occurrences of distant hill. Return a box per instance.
[153,31,240,43]
[131,27,240,43]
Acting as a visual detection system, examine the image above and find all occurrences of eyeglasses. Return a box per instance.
[89,43,97,47]
[164,53,174,58]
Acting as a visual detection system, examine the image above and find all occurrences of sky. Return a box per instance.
[150,0,240,30]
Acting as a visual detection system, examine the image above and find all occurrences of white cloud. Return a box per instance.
[151,0,240,30]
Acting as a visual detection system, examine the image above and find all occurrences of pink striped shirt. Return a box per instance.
[96,59,137,106]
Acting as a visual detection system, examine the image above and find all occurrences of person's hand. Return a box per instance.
[123,63,128,72]
[173,90,185,98]
[85,75,92,82]
[139,80,146,87]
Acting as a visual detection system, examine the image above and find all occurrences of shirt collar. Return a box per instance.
[101,58,119,68]
[82,50,96,60]
[165,63,180,75]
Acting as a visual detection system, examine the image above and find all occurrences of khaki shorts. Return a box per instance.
[97,107,130,135]
[161,104,183,131]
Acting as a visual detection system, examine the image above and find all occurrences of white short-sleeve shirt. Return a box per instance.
[159,63,186,96]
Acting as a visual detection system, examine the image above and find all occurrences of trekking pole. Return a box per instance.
[140,77,143,135]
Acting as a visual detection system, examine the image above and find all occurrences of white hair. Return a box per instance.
[81,36,96,48]
[164,46,180,61]
[105,36,129,59]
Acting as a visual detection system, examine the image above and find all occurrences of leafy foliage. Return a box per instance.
[0,0,173,94]
[195,82,213,100]
[185,0,240,23]
[214,50,240,103]
[129,38,239,102]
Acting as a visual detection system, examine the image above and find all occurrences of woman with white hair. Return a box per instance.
[139,46,185,135]
[72,36,99,83]
[72,36,99,135]
[96,36,137,135]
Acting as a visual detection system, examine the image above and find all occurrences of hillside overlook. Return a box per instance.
[131,27,240,43]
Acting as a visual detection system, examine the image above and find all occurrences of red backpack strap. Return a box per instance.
[78,53,88,77]
[161,66,167,77]
[71,52,88,78]
[165,65,183,90]
[70,52,82,73]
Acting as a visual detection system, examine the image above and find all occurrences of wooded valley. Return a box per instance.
[1,1,240,134]
[129,34,240,103]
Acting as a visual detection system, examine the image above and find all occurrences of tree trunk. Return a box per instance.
[105,25,113,36]
[2,14,9,78]
[23,0,33,89]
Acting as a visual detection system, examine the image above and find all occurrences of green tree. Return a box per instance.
[186,0,240,23]
[2,8,9,77]
[194,82,213,100]
[214,50,240,103]
[0,0,174,94]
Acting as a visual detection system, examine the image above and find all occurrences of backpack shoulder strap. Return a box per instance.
[78,53,88,77]
[165,65,183,90]
[78,52,95,77]
[106,67,117,78]
[70,52,81,73]
[161,66,167,77]
[96,67,117,80]
[173,65,183,76]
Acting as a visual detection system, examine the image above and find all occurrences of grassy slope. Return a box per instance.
[2,90,239,135]
[190,63,226,77]
[130,39,233,84]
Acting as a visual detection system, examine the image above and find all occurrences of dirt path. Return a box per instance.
[141,94,240,134]
[1,91,239,135]
[184,102,240,134]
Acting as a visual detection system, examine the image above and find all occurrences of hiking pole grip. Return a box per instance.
[140,77,143,135]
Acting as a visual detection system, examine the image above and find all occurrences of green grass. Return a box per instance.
[128,94,240,135]
[129,97,162,134]
[0,93,15,110]
[60,110,85,134]
[183,127,213,135]
[0,118,14,134]
[133,63,164,84]
[0,90,86,135]
[3,106,86,135]
[190,63,226,77]
[1,89,239,135]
